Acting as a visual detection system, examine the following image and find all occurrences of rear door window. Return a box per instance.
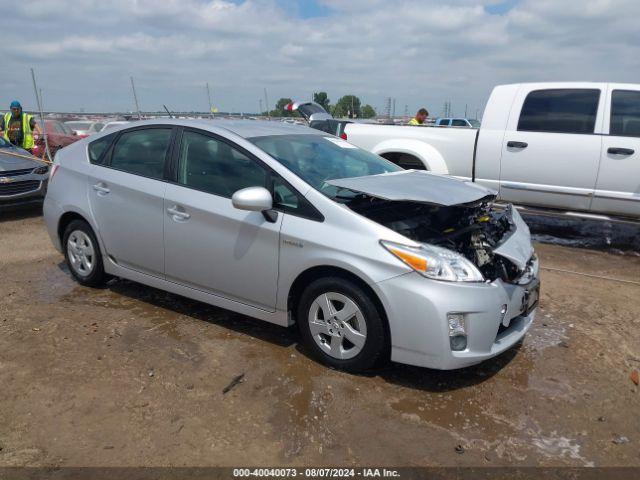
[610,90,640,137]
[109,128,172,179]
[518,89,600,134]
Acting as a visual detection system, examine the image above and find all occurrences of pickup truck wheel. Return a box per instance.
[63,220,107,287]
[297,277,387,372]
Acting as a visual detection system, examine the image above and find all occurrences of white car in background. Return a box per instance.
[435,118,481,128]
[100,121,130,132]
[65,121,104,137]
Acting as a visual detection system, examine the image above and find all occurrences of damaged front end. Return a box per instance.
[328,171,535,284]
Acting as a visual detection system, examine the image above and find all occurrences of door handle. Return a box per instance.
[607,147,634,156]
[507,141,528,149]
[167,206,191,221]
[92,183,110,195]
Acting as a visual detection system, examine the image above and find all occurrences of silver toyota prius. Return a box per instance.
[43,119,539,372]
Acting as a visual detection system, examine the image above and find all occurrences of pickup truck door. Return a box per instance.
[498,85,606,211]
[591,85,640,217]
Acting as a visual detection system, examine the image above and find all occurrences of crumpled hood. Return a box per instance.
[326,170,496,206]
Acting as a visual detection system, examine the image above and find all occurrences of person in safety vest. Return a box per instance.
[408,108,429,126]
[0,101,42,153]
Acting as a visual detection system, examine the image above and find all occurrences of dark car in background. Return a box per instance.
[32,120,82,159]
[0,137,49,207]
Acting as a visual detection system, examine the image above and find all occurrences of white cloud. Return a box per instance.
[2,0,639,116]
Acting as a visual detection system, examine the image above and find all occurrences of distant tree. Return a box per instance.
[313,91,331,112]
[361,104,376,119]
[333,95,361,118]
[272,97,299,117]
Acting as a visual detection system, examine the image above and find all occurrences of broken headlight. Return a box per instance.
[381,241,484,282]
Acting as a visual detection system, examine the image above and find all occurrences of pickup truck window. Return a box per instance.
[518,89,600,135]
[610,90,640,137]
[452,119,467,127]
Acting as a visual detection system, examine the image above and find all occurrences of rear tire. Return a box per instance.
[63,220,107,287]
[297,277,387,372]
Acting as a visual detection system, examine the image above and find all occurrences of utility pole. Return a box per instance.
[30,68,52,163]
[206,82,213,118]
[465,104,468,118]
[264,88,270,119]
[130,76,141,120]
[392,98,396,118]
[259,99,263,116]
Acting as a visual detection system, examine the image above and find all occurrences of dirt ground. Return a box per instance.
[1,206,639,468]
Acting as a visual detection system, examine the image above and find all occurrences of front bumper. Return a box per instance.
[376,265,539,370]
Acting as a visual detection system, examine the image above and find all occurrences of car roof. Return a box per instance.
[115,118,323,139]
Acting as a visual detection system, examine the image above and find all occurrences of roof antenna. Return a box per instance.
[163,105,174,119]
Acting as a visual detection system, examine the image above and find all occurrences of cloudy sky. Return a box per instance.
[3,0,640,117]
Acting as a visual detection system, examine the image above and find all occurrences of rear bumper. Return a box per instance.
[377,268,538,370]
[43,194,64,253]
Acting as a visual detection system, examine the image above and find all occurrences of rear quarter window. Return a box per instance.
[88,133,116,165]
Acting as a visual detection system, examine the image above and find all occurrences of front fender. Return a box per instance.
[371,139,449,174]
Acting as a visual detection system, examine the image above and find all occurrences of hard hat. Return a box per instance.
[10,100,21,109]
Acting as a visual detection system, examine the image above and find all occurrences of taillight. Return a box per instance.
[340,133,348,140]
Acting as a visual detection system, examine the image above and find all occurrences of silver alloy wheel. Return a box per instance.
[308,292,367,360]
[67,230,96,277]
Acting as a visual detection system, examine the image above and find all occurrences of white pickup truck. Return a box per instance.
[291,82,640,219]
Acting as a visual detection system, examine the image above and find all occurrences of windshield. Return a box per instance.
[249,134,402,198]
[0,137,13,148]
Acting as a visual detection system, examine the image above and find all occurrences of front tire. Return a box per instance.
[297,277,387,372]
[63,220,107,287]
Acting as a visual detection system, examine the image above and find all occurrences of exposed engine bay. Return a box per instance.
[341,194,523,282]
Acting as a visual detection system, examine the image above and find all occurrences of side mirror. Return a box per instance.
[231,186,273,212]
